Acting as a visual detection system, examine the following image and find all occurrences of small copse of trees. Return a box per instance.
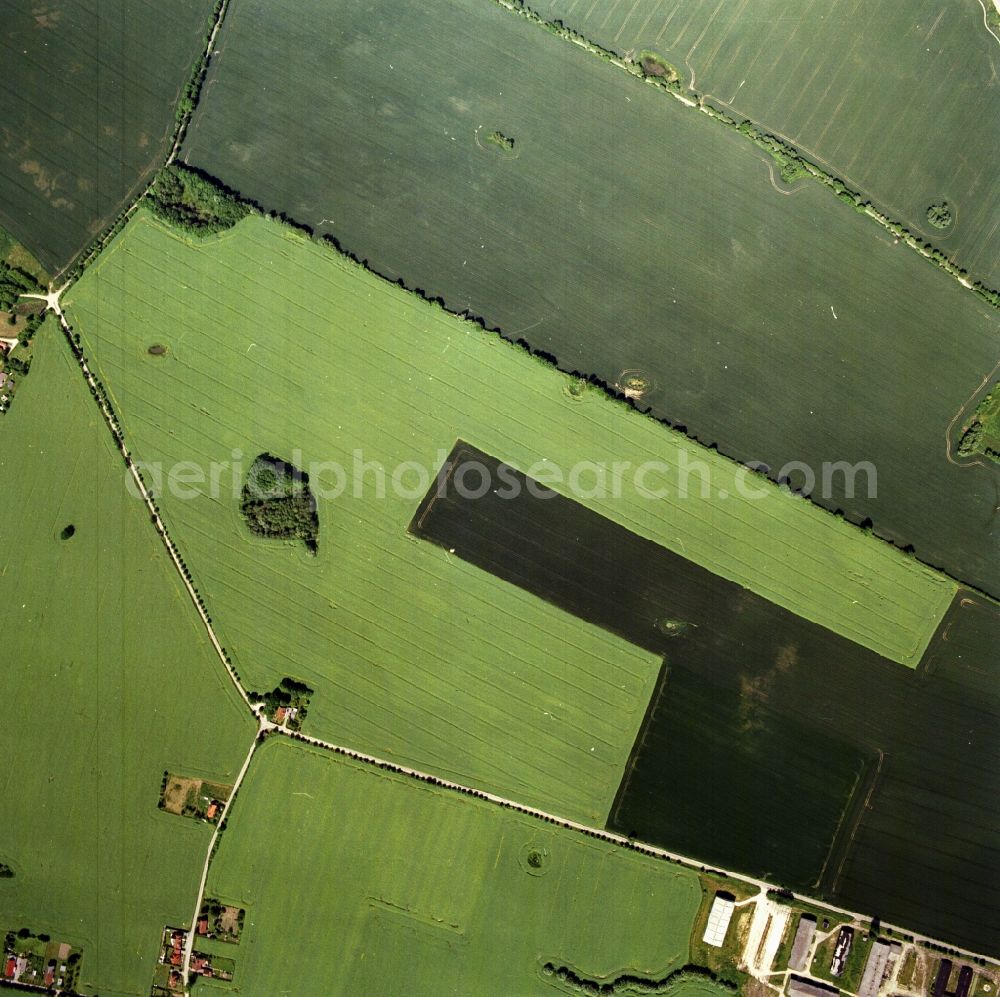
[240,453,320,553]
[147,164,250,235]
[486,130,515,152]
[926,202,953,229]
[637,51,679,84]
[0,261,39,312]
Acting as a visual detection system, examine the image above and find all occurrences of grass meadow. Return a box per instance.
[181,0,1000,598]
[0,322,254,996]
[204,737,703,995]
[0,0,214,272]
[541,0,1000,289]
[61,215,957,824]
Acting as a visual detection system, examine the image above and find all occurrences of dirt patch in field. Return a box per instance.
[219,906,241,934]
[161,775,201,815]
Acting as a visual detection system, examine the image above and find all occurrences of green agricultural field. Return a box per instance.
[0,0,216,273]
[203,737,703,995]
[541,0,1000,289]
[0,322,254,996]
[62,213,954,822]
[180,0,1000,598]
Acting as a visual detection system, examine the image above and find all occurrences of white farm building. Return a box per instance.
[702,892,736,947]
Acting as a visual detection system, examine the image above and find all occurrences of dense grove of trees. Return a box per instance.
[241,493,318,547]
[240,453,319,552]
[147,164,250,234]
[926,202,953,229]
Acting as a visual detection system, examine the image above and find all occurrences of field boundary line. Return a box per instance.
[168,0,232,166]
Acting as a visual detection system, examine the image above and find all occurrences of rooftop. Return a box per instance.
[702,893,736,948]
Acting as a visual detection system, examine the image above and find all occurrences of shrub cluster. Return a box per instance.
[956,386,999,462]
[486,130,515,151]
[637,51,679,83]
[926,202,953,229]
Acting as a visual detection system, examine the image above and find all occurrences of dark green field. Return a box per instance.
[643,592,1000,955]
[620,666,870,891]
[183,0,1000,597]
[541,0,1000,289]
[0,0,214,272]
[407,441,1000,953]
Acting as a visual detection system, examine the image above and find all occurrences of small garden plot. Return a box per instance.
[192,949,236,982]
[197,899,246,944]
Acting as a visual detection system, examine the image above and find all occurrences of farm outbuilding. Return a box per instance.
[831,925,854,977]
[789,975,839,997]
[857,938,899,997]
[934,959,974,997]
[702,892,736,947]
[789,914,817,971]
